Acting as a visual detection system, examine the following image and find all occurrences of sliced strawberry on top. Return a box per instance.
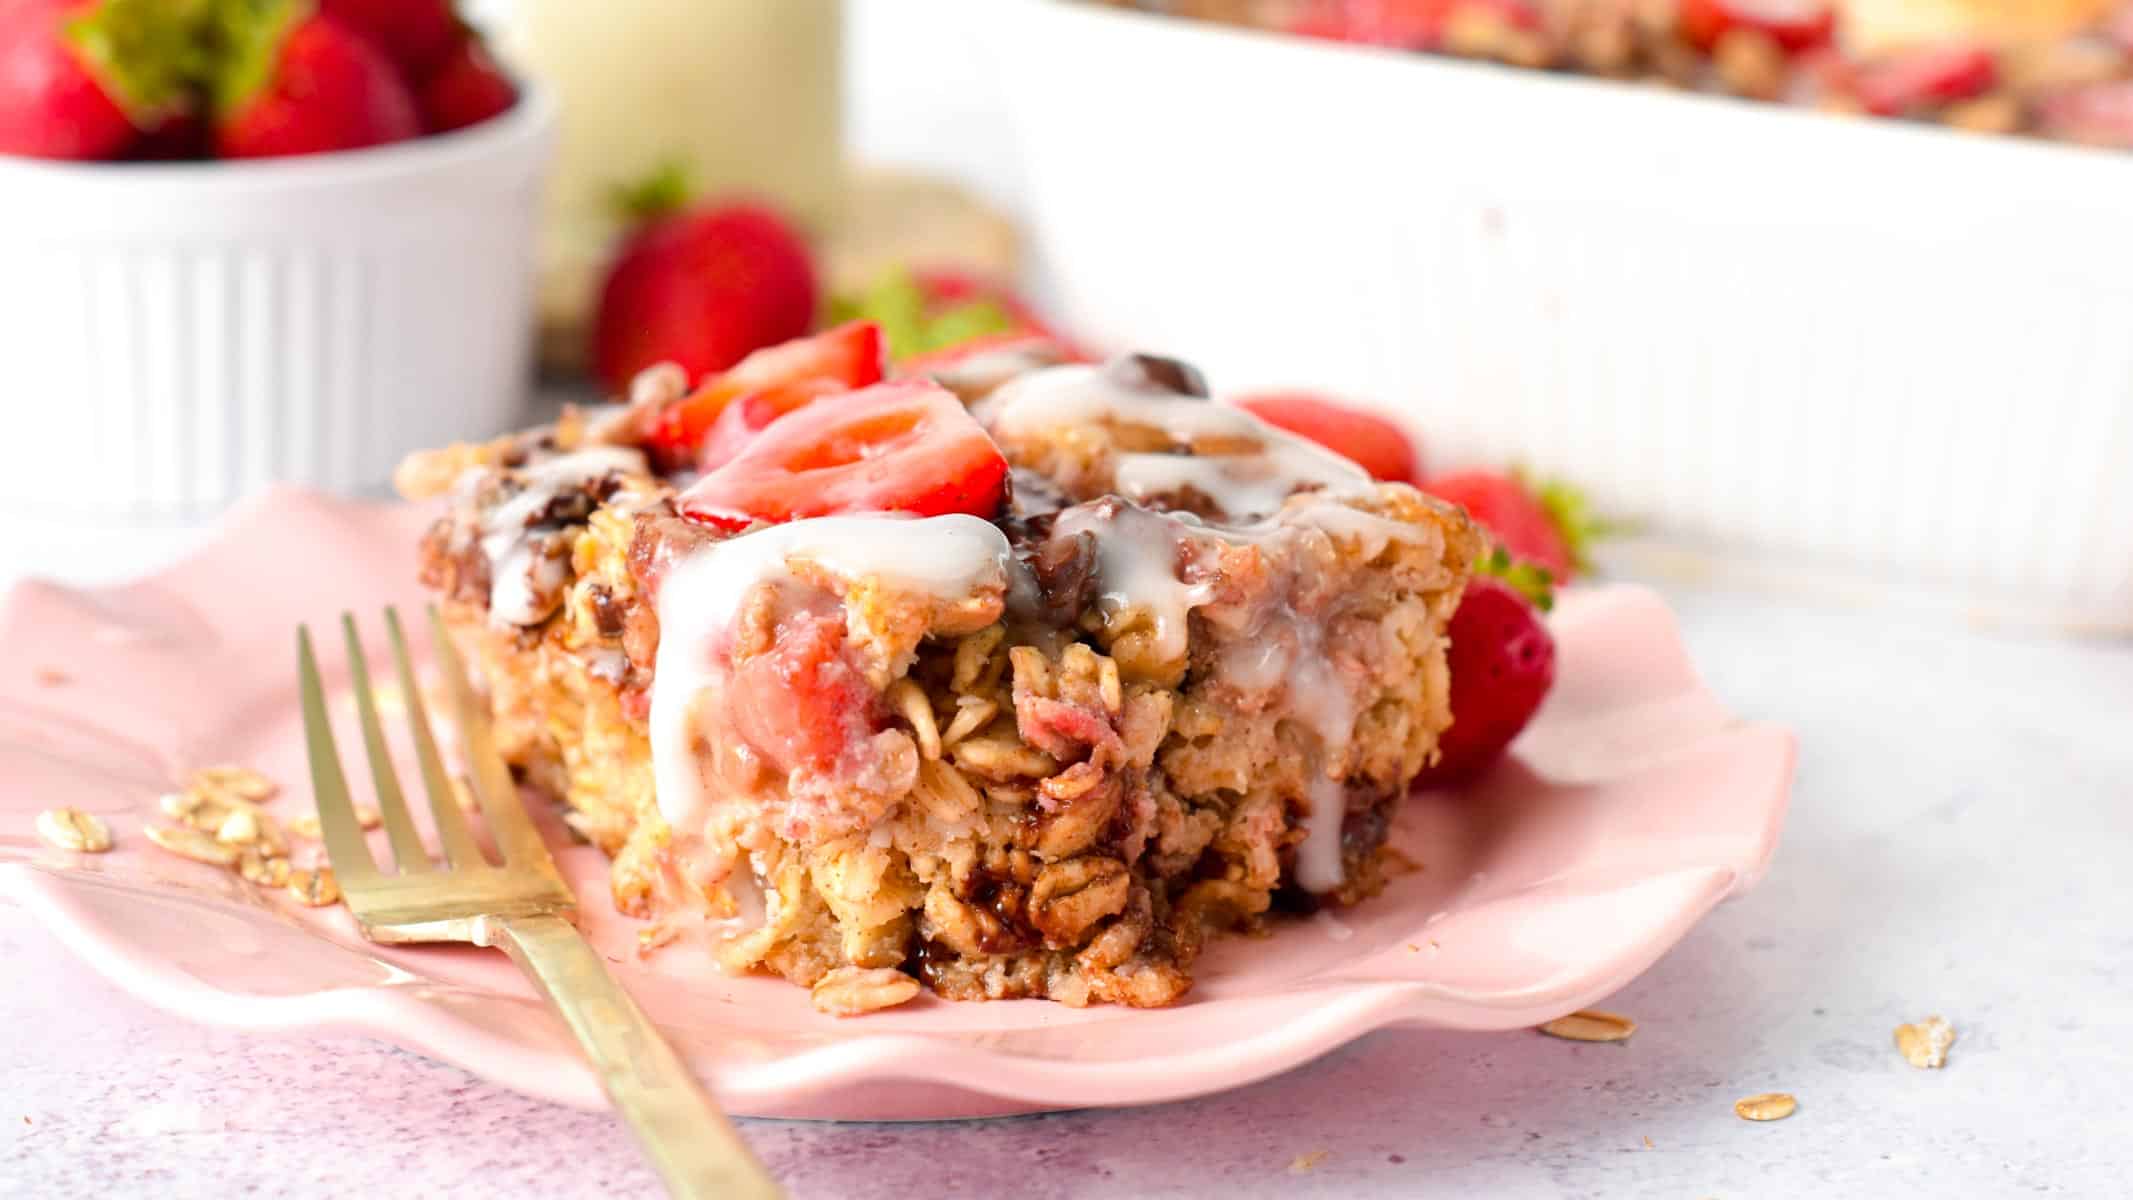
[695,378,845,473]
[1231,391,1424,486]
[1677,0,1836,54]
[1423,468,1592,583]
[643,321,887,466]
[1414,562,1557,788]
[1854,42,1998,117]
[677,380,1010,532]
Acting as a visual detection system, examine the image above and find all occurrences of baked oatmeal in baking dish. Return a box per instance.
[398,323,1479,1010]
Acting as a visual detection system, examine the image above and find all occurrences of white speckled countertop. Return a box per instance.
[5,555,2129,1197]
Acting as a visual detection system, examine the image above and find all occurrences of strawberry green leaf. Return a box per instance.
[1515,468,1614,575]
[204,0,304,115]
[1475,545,1556,612]
[66,0,218,122]
[610,159,696,224]
[829,265,1016,362]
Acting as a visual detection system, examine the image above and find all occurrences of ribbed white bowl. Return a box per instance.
[987,2,2133,630]
[0,88,554,526]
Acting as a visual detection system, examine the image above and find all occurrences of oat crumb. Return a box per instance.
[1539,1009,1637,1043]
[33,667,69,687]
[1288,1150,1329,1174]
[1642,1135,1654,1149]
[1734,1092,1798,1122]
[1894,1015,1956,1069]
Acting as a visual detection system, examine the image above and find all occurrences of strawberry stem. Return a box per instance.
[64,0,218,125]
[829,265,1016,361]
[1475,546,1556,612]
[204,0,304,116]
[610,159,696,224]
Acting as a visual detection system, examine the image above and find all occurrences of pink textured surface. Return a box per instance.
[0,487,1793,1120]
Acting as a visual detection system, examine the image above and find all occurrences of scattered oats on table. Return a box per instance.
[34,807,112,853]
[1733,1092,1798,1122]
[32,667,69,687]
[286,867,340,907]
[1539,1010,1637,1043]
[1894,1015,1956,1069]
[143,823,241,867]
[188,764,277,803]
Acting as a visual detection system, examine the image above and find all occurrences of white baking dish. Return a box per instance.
[0,87,554,528]
[985,2,2133,630]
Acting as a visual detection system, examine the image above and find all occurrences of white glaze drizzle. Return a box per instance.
[480,447,647,627]
[650,514,1014,835]
[984,363,1374,519]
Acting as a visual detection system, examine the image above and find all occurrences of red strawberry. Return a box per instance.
[1231,391,1424,486]
[0,0,200,161]
[417,32,513,134]
[726,606,878,773]
[677,380,1009,532]
[593,202,819,396]
[643,321,885,467]
[1677,0,1836,54]
[2038,80,2133,148]
[1289,0,1538,50]
[213,8,421,159]
[1415,565,1556,787]
[1424,468,1597,583]
[317,0,459,81]
[695,379,844,473]
[1853,43,1998,117]
[831,264,1065,364]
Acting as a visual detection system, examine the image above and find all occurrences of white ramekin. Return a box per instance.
[986,3,2133,631]
[0,87,555,527]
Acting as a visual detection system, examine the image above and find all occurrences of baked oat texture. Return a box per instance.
[412,357,1479,1008]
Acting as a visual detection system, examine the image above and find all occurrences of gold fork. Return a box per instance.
[297,608,782,1199]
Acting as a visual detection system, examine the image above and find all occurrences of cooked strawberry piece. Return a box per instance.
[1289,0,1538,50]
[2039,80,2133,147]
[677,380,1010,531]
[1423,469,1583,582]
[214,11,421,159]
[643,322,886,466]
[1677,0,1836,54]
[726,606,878,773]
[592,202,819,395]
[417,33,515,134]
[1232,391,1424,486]
[1854,43,1998,116]
[1414,573,1556,787]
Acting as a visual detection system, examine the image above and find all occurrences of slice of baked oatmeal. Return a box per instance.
[400,327,1478,1008]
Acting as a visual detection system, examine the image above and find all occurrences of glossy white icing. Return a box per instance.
[649,514,1014,835]
[480,447,647,627]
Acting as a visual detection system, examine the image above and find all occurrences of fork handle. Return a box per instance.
[495,914,783,1199]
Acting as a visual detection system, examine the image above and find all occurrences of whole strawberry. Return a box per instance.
[417,32,514,134]
[1423,468,1596,584]
[213,1,420,160]
[1415,559,1557,788]
[592,193,819,395]
[0,0,202,160]
[317,0,459,81]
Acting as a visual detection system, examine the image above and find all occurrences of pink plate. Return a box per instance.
[0,487,1794,1120]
